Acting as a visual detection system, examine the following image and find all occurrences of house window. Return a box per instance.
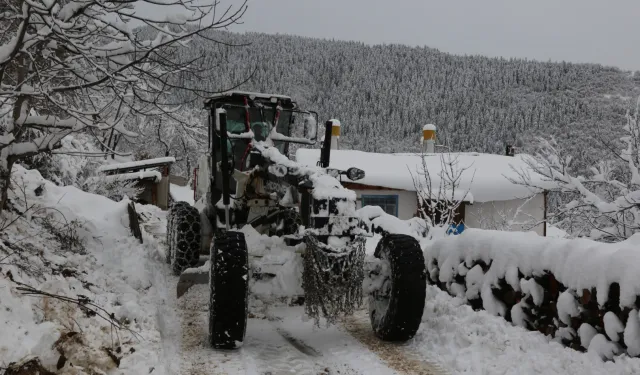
[362,195,399,217]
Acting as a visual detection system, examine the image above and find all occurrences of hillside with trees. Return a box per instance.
[161,31,640,175]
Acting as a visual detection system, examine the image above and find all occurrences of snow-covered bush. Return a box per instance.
[412,153,471,229]
[82,175,144,204]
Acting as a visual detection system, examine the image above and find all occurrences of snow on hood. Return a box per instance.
[296,149,556,202]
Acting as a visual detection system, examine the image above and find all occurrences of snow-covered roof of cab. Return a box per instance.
[296,149,558,203]
[204,91,295,108]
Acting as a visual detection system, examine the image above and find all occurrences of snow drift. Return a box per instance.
[0,165,167,373]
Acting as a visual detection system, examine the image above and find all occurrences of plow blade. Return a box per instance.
[177,258,210,298]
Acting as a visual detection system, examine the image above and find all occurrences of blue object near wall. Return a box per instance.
[447,223,465,235]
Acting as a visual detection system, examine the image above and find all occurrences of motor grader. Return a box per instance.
[166,91,426,349]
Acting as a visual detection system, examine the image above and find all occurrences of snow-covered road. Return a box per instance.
[142,213,448,375]
[160,280,448,375]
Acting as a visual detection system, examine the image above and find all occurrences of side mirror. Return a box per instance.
[303,113,318,141]
[345,167,365,181]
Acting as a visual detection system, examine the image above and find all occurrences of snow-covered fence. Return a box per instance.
[424,229,640,360]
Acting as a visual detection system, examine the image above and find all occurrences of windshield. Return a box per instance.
[224,106,292,154]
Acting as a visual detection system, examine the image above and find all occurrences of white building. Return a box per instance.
[296,148,554,236]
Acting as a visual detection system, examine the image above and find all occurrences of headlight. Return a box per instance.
[346,167,365,181]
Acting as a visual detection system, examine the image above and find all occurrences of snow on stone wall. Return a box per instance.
[423,228,640,360]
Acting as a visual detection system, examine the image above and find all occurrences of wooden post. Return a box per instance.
[127,202,143,244]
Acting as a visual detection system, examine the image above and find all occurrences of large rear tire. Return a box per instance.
[169,204,201,275]
[209,231,249,349]
[368,234,426,341]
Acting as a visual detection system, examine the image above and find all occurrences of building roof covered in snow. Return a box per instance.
[97,157,176,174]
[295,149,556,203]
[86,170,163,184]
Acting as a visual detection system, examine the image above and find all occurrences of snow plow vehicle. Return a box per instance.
[166,91,426,349]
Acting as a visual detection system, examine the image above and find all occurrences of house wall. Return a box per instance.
[157,176,170,210]
[464,193,546,236]
[353,189,418,220]
[349,184,546,236]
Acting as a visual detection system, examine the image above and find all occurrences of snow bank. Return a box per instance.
[412,286,640,374]
[0,165,167,373]
[424,228,640,358]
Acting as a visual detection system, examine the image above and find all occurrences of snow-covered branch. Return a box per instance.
[411,153,473,231]
[513,98,640,241]
[0,0,249,209]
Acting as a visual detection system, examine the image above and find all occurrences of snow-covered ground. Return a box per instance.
[414,287,640,375]
[0,165,168,373]
[4,165,640,374]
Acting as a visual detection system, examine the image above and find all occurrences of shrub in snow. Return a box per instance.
[511,301,529,328]
[588,334,621,360]
[604,312,625,342]
[1,164,165,372]
[557,290,580,326]
[555,326,577,344]
[625,310,640,357]
[579,323,599,350]
[520,278,545,306]
[83,174,144,202]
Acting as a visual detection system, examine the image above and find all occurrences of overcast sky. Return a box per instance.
[211,0,639,71]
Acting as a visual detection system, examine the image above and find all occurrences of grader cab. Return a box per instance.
[166,91,427,349]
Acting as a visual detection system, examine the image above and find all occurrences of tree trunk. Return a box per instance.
[0,158,15,211]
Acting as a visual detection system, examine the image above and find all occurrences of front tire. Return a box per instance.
[369,234,426,341]
[209,231,249,349]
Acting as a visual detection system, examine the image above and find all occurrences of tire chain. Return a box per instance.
[168,202,201,275]
[302,234,366,326]
[166,201,190,264]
